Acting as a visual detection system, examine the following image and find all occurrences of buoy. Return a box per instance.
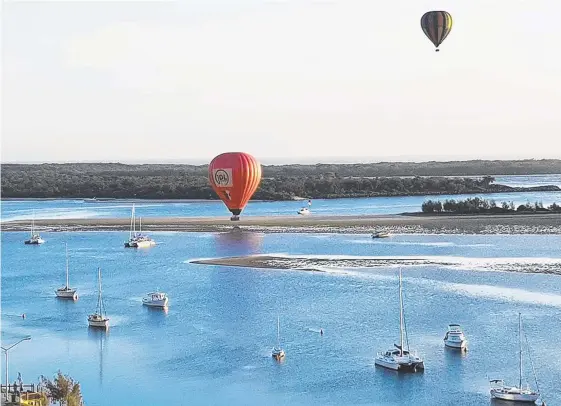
[22,313,26,319]
[320,329,323,336]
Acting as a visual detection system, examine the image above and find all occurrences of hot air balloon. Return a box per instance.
[208,152,262,221]
[420,11,453,52]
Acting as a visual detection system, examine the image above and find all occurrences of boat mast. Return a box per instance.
[277,316,281,348]
[518,312,522,389]
[139,217,142,233]
[97,267,103,315]
[130,205,136,239]
[399,268,404,357]
[31,210,35,236]
[65,243,70,288]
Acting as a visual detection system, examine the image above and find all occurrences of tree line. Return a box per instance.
[1,162,559,200]
[421,197,561,214]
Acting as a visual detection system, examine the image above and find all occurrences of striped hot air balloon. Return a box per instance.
[420,11,453,52]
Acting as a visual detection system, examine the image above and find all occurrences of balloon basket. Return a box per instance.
[230,215,240,221]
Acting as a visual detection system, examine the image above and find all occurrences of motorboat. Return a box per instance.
[444,324,467,350]
[88,268,109,329]
[24,211,45,245]
[272,316,286,361]
[297,207,311,215]
[372,231,391,239]
[142,292,169,308]
[489,313,540,403]
[124,205,156,248]
[55,243,78,301]
[375,268,424,372]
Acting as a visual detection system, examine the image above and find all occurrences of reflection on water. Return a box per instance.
[144,305,169,326]
[214,229,264,257]
[87,328,108,386]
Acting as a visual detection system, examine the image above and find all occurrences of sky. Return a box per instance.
[2,0,560,164]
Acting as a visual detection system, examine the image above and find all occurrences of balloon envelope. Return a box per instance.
[420,11,453,51]
[208,152,262,216]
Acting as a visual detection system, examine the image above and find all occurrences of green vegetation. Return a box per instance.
[421,198,561,214]
[1,160,560,200]
[39,371,83,406]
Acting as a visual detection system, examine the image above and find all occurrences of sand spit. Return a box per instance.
[2,213,561,234]
[190,255,561,276]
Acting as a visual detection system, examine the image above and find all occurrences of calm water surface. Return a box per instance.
[2,231,561,405]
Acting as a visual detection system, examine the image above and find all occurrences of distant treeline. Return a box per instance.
[1,161,560,200]
[421,198,561,214]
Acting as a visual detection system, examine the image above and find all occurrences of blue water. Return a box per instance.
[2,230,561,405]
[2,174,561,222]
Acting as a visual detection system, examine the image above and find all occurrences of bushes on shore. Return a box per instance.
[421,198,561,214]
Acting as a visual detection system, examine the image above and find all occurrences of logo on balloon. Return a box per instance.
[213,168,233,187]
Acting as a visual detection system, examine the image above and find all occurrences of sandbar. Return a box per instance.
[2,213,561,234]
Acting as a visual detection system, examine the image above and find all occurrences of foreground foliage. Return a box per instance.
[39,371,83,406]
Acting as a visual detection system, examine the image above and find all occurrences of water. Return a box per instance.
[2,230,561,405]
[2,175,561,222]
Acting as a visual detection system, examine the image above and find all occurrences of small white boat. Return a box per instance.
[142,292,169,308]
[375,268,424,372]
[372,231,390,239]
[297,207,311,215]
[489,313,541,403]
[124,205,156,248]
[24,212,45,245]
[55,243,78,301]
[444,324,467,350]
[88,268,109,329]
[272,316,286,361]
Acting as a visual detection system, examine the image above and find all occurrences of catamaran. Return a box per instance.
[124,205,156,248]
[272,316,286,361]
[489,313,541,403]
[24,211,45,245]
[88,268,109,329]
[55,243,78,300]
[374,268,424,372]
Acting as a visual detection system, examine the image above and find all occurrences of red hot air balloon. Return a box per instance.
[208,152,262,220]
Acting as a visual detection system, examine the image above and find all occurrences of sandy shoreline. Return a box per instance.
[2,213,561,234]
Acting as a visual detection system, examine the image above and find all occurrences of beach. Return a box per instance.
[3,213,561,234]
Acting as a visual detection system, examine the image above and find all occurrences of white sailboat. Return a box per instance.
[272,316,286,361]
[55,243,78,300]
[124,204,156,248]
[374,268,424,372]
[489,313,540,403]
[88,268,109,329]
[24,211,45,245]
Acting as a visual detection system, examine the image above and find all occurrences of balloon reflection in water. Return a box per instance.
[213,229,264,257]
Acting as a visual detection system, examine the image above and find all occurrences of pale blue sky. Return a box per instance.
[2,0,560,163]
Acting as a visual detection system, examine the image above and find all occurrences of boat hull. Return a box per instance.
[490,389,539,402]
[88,316,109,329]
[444,339,467,350]
[375,357,424,372]
[272,351,285,361]
[25,239,44,245]
[125,240,156,248]
[142,298,169,308]
[56,289,78,300]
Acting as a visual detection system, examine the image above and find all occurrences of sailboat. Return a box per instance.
[124,204,156,248]
[24,211,45,245]
[489,313,540,403]
[55,243,78,300]
[272,316,286,361]
[374,268,424,372]
[88,268,109,329]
